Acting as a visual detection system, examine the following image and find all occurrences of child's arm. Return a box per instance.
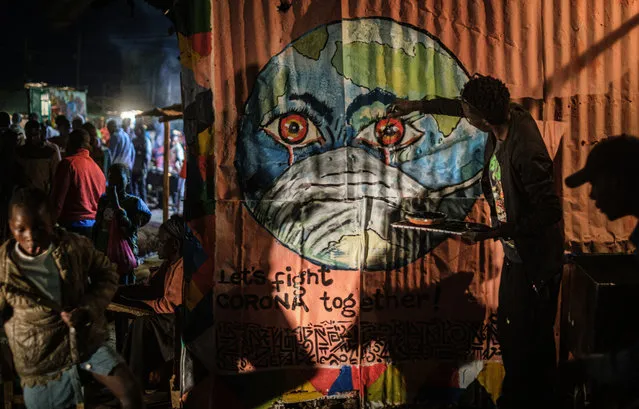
[116,198,152,237]
[135,198,152,228]
[79,237,119,320]
[110,190,134,235]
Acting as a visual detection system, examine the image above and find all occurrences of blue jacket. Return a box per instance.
[109,128,135,170]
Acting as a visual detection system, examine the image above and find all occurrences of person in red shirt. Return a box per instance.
[51,129,106,238]
[97,116,110,146]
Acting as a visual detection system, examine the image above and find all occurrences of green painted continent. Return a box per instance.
[332,41,462,100]
[258,65,290,121]
[293,26,329,60]
[332,40,463,136]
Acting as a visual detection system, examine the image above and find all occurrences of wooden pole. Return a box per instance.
[163,120,170,223]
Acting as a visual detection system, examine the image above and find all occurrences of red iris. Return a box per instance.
[279,114,308,144]
[375,118,404,147]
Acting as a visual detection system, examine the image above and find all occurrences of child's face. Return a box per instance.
[108,169,128,191]
[9,205,54,256]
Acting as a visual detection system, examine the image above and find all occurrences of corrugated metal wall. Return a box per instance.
[542,0,639,252]
[178,1,639,407]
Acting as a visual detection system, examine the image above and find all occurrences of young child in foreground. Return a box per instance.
[0,187,143,409]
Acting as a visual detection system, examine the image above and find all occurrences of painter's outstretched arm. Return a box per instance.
[388,97,463,117]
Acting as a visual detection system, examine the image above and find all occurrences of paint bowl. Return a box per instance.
[405,211,447,226]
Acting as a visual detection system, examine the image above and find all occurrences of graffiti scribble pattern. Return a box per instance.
[216,316,500,371]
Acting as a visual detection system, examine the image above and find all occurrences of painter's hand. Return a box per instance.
[387,99,422,117]
[60,308,91,328]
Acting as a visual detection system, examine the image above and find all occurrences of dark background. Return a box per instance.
[0,0,180,113]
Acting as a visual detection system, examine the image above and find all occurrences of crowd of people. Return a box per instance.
[0,113,188,408]
[0,113,186,215]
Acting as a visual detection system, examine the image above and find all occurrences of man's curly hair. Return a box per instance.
[461,75,510,125]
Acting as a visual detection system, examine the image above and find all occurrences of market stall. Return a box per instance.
[136,104,183,222]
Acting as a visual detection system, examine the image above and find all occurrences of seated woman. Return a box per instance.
[115,215,184,390]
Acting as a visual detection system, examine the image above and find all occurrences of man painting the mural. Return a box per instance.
[390,74,563,409]
[564,134,639,402]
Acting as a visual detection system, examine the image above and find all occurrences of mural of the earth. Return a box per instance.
[236,18,487,271]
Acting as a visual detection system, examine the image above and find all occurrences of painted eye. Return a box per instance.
[279,114,308,144]
[262,113,325,165]
[356,118,423,165]
[375,118,404,146]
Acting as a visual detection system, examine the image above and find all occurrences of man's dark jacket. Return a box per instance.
[422,98,564,284]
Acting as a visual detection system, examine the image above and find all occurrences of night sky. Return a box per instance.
[0,0,180,112]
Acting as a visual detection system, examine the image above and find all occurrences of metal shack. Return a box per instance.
[26,83,87,121]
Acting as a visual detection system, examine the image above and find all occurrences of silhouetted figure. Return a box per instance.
[565,134,639,403]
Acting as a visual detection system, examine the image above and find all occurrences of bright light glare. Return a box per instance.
[120,110,142,122]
